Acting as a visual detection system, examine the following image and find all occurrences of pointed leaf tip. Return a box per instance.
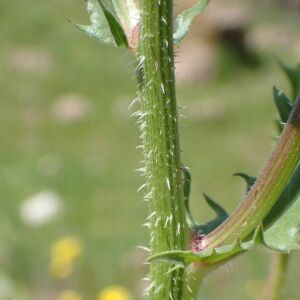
[98,0,128,47]
[253,224,265,245]
[263,165,300,229]
[76,0,128,48]
[278,60,300,101]
[173,0,210,44]
[234,172,256,192]
[195,194,228,234]
[203,193,228,218]
[76,0,114,44]
[273,86,293,124]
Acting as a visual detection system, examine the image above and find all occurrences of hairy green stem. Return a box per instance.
[259,253,289,300]
[203,95,300,249]
[137,1,189,299]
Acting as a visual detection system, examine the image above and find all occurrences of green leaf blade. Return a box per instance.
[263,165,300,229]
[149,226,265,267]
[234,172,257,192]
[203,193,228,218]
[264,194,300,252]
[76,0,114,45]
[273,87,293,124]
[98,1,128,48]
[196,194,228,234]
[173,0,210,44]
[75,0,128,48]
[279,61,300,101]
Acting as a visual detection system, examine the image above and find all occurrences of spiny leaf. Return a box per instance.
[75,0,115,45]
[151,64,300,268]
[173,0,210,44]
[273,86,293,123]
[235,166,300,251]
[150,188,300,267]
[234,172,256,192]
[98,0,128,47]
[261,71,300,232]
[148,225,264,267]
[279,61,300,101]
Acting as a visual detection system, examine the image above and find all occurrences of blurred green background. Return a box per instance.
[0,0,300,299]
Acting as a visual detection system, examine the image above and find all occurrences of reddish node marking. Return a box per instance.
[191,232,206,252]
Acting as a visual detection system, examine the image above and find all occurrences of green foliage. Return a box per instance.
[3,0,300,298]
[78,0,212,47]
[262,64,300,230]
[264,194,300,252]
[111,0,139,37]
[149,225,265,267]
[182,166,228,234]
[195,194,228,235]
[173,0,210,44]
[279,61,300,101]
[273,86,293,132]
[182,166,195,228]
[273,87,293,124]
[98,1,128,47]
[234,173,256,192]
[263,165,300,229]
[151,63,300,270]
[75,0,129,47]
[77,0,300,297]
[75,0,115,45]
[150,198,300,266]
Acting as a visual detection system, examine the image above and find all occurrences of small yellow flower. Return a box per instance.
[51,237,82,261]
[49,236,82,279]
[57,290,82,300]
[98,286,131,300]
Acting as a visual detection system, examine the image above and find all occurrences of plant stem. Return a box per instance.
[259,253,289,300]
[137,1,189,299]
[203,95,300,249]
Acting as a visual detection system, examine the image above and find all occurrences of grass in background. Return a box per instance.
[0,0,299,299]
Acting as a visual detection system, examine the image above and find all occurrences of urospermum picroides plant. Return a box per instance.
[75,0,300,299]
